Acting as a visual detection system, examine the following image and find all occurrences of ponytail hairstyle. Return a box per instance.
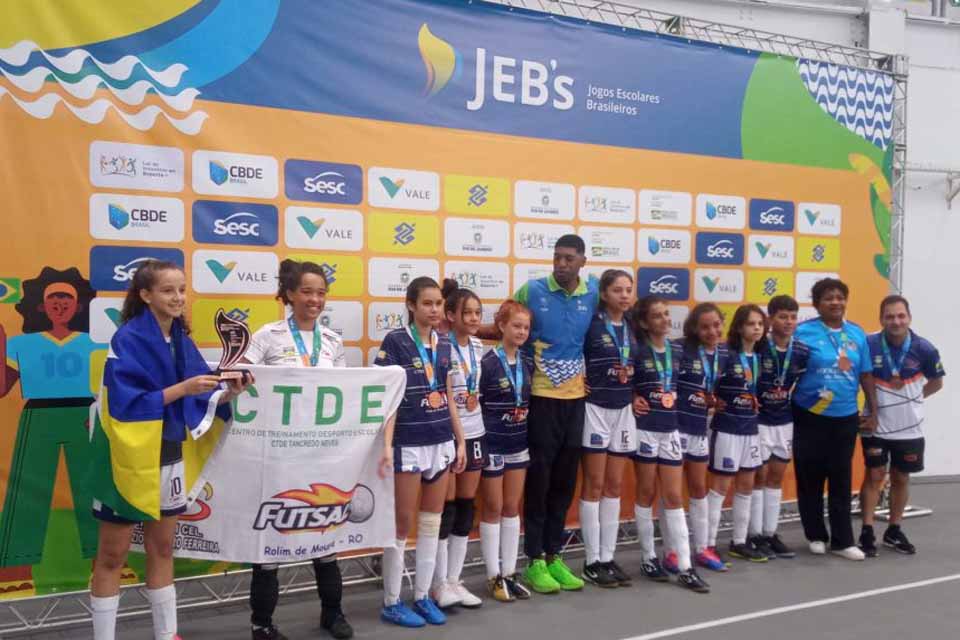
[632,294,667,344]
[405,276,442,324]
[120,260,190,333]
[494,299,532,328]
[276,258,328,306]
[442,278,482,324]
[683,302,724,349]
[727,303,767,352]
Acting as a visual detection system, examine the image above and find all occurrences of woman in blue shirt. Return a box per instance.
[791,278,878,561]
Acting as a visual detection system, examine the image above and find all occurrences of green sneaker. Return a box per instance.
[547,556,584,591]
[523,559,561,594]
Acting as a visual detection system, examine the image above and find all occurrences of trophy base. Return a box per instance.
[217,368,250,383]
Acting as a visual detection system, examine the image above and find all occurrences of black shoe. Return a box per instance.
[321,613,354,640]
[883,525,916,555]
[603,560,632,587]
[859,526,879,558]
[765,534,796,559]
[503,574,531,600]
[582,561,619,588]
[729,541,768,562]
[252,625,288,640]
[751,535,777,560]
[678,568,710,593]
[640,557,670,582]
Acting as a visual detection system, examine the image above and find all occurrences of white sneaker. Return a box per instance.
[452,581,483,608]
[809,541,827,555]
[831,546,865,561]
[431,580,463,609]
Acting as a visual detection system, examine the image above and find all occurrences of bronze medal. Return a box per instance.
[466,393,479,411]
[428,390,444,409]
[661,391,675,409]
[890,374,904,390]
[617,366,629,385]
[837,353,853,372]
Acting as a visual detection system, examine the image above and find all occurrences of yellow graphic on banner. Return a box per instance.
[287,253,365,299]
[797,237,840,271]
[89,348,108,396]
[367,212,440,255]
[747,270,794,304]
[191,299,281,345]
[717,304,739,334]
[443,175,511,216]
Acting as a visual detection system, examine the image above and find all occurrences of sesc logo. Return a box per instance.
[192,201,278,246]
[89,194,184,242]
[695,232,744,265]
[285,160,363,205]
[636,268,690,301]
[90,246,184,292]
[749,199,795,232]
[192,150,279,199]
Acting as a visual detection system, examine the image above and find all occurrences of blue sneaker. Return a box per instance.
[381,602,425,628]
[412,597,447,625]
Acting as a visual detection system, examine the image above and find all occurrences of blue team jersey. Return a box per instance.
[792,319,872,417]
[757,339,811,426]
[677,341,729,436]
[584,313,637,410]
[374,328,454,447]
[5,331,101,399]
[633,341,682,433]
[712,347,760,435]
[867,331,944,439]
[479,350,532,456]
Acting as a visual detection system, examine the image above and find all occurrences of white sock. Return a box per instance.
[414,512,441,601]
[707,490,725,547]
[91,594,119,640]
[657,496,672,551]
[447,534,469,583]
[634,504,656,559]
[147,585,177,640]
[749,489,764,537]
[433,538,448,589]
[382,538,406,606]
[500,516,521,577]
[665,508,692,571]
[763,487,783,536]
[732,493,752,545]
[579,500,601,564]
[479,521,501,579]
[599,497,621,563]
[688,496,709,553]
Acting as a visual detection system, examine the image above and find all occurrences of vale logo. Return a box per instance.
[804,209,820,225]
[702,276,720,293]
[380,177,404,199]
[755,241,771,258]
[104,307,123,328]
[206,259,237,283]
[297,216,325,239]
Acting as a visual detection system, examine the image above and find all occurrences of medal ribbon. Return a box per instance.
[767,337,794,387]
[603,313,631,368]
[821,321,852,375]
[740,351,759,395]
[698,346,719,392]
[649,342,673,393]
[452,338,478,394]
[495,345,524,407]
[881,332,911,378]
[288,315,321,367]
[408,327,439,391]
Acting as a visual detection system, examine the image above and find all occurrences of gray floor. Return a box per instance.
[32,483,960,639]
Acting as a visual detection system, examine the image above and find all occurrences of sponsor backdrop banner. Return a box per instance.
[129,366,402,564]
[0,0,893,597]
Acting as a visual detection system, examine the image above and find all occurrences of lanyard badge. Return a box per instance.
[409,327,443,408]
[288,316,321,367]
[767,337,794,388]
[821,321,853,374]
[495,345,525,421]
[881,332,911,390]
[650,342,675,409]
[603,314,633,384]
[453,339,479,410]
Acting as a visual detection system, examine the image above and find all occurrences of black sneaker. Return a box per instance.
[883,525,916,555]
[603,560,632,587]
[859,526,879,558]
[729,541,768,562]
[582,561,619,588]
[504,574,531,600]
[640,557,670,582]
[751,535,777,560]
[678,568,710,594]
[321,613,354,640]
[765,534,796,559]
[252,625,288,640]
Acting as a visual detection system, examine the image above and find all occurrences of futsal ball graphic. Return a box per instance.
[348,485,375,523]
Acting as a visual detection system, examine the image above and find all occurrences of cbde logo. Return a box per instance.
[285,160,363,205]
[89,194,184,243]
[695,233,744,265]
[192,201,278,246]
[749,199,795,232]
[90,246,184,292]
[636,268,690,301]
[192,150,278,199]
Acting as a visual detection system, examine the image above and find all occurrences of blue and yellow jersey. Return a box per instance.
[6,331,99,399]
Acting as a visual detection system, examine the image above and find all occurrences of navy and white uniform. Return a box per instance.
[450,335,487,472]
[677,341,729,462]
[757,338,810,463]
[583,314,639,456]
[709,348,762,475]
[479,349,532,477]
[374,328,455,482]
[632,341,683,466]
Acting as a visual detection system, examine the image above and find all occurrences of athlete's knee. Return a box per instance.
[96,544,128,573]
[451,497,475,537]
[890,469,910,487]
[395,512,415,539]
[438,501,456,540]
[868,467,887,486]
[661,488,683,510]
[635,484,655,506]
[582,476,604,501]
[144,534,174,561]
[501,501,521,519]
[602,480,623,500]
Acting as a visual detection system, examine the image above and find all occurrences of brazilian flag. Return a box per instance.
[0,278,22,304]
